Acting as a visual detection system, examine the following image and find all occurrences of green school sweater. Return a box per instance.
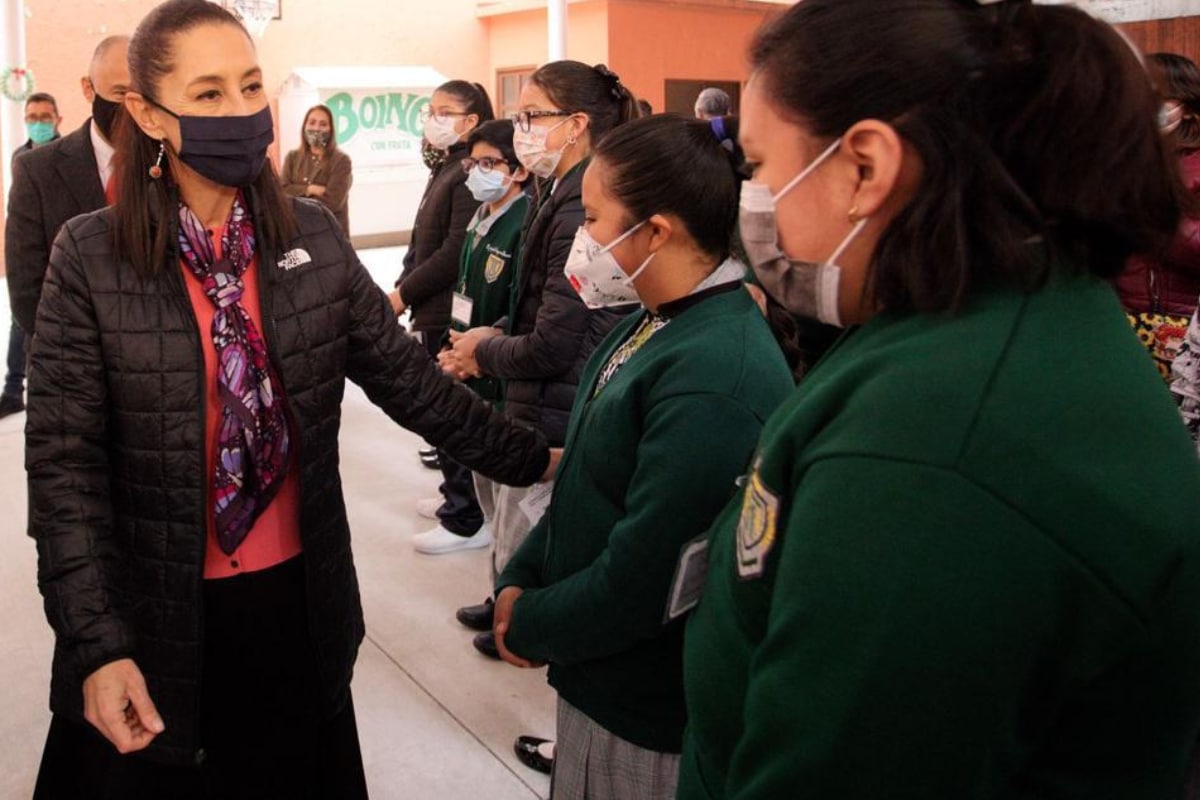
[678,272,1200,799]
[497,286,794,753]
[451,194,528,402]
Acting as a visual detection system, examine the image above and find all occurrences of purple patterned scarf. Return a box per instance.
[178,191,291,555]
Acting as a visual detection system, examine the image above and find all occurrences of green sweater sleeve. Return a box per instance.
[505,392,764,666]
[724,456,1065,798]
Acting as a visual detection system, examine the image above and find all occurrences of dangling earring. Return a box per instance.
[148,141,165,180]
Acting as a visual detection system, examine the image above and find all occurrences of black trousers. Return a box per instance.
[4,320,27,400]
[419,328,484,537]
[33,557,368,800]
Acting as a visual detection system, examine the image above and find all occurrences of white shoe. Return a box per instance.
[415,496,443,520]
[412,524,493,555]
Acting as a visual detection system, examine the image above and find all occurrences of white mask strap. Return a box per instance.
[623,253,656,287]
[829,217,869,265]
[600,220,647,255]
[773,139,841,203]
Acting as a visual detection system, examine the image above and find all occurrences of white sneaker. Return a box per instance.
[415,496,443,520]
[412,524,493,555]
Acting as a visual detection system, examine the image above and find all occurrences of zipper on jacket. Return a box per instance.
[163,225,210,766]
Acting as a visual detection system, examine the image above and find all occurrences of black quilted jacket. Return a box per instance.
[26,193,549,766]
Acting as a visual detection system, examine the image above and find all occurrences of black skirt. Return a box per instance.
[33,556,369,800]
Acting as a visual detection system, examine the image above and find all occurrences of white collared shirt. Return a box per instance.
[89,119,115,190]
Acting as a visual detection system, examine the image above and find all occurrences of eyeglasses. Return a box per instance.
[419,107,471,125]
[514,109,570,133]
[461,156,513,174]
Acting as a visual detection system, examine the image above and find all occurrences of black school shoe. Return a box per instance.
[514,736,554,775]
[419,448,441,470]
[473,631,500,660]
[456,598,495,631]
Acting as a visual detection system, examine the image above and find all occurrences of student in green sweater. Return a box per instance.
[492,115,795,798]
[678,2,1200,798]
[437,119,531,658]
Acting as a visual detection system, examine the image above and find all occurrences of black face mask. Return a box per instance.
[91,92,122,141]
[151,100,275,188]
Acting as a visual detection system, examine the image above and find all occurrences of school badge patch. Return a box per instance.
[736,468,779,579]
[484,253,506,284]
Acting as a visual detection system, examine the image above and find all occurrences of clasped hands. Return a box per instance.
[437,327,500,381]
[493,586,545,669]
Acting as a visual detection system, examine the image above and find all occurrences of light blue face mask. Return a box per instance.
[26,121,56,145]
[466,166,513,203]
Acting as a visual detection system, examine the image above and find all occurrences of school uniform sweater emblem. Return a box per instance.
[484,250,507,283]
[737,466,779,579]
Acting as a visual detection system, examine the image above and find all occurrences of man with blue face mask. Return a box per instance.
[1,92,62,419]
[4,37,129,420]
[14,93,62,160]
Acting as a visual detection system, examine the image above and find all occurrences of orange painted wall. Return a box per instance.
[605,0,782,111]
[485,2,610,78]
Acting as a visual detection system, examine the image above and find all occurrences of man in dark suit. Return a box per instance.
[2,92,63,419]
[3,36,128,418]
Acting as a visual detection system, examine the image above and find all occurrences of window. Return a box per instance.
[497,67,536,120]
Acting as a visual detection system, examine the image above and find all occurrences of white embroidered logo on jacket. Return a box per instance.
[277,249,312,271]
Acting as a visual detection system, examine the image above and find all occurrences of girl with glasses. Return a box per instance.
[394,79,499,557]
[446,61,640,770]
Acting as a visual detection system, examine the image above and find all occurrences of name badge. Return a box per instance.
[518,481,554,525]
[665,534,709,622]
[452,292,475,327]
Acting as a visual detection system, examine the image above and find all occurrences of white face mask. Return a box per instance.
[514,119,570,179]
[563,222,653,309]
[738,139,865,327]
[423,115,463,151]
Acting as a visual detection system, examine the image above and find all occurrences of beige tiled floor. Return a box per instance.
[0,249,555,799]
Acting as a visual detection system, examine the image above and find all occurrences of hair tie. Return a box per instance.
[594,63,627,101]
[710,116,728,144]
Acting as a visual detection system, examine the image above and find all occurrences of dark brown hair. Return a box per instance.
[299,104,337,155]
[466,119,529,187]
[113,0,295,277]
[530,61,639,144]
[593,114,739,261]
[1149,52,1200,151]
[436,80,495,126]
[751,0,1182,314]
[25,92,58,114]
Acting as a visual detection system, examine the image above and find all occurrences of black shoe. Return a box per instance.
[514,735,554,775]
[456,598,494,632]
[473,631,501,660]
[0,395,24,419]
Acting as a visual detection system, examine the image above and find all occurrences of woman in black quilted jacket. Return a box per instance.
[25,2,548,798]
